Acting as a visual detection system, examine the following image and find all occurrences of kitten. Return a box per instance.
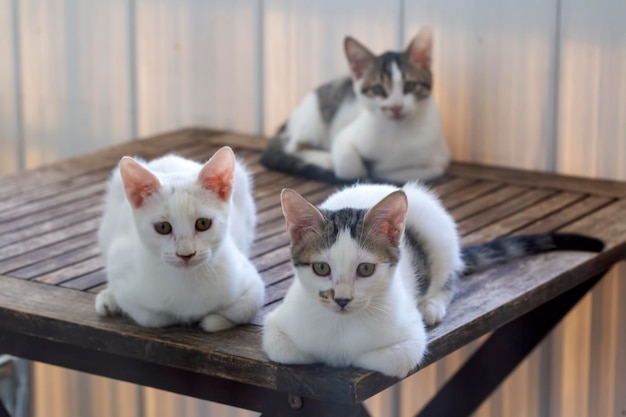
[262,183,604,377]
[260,26,449,184]
[95,147,265,332]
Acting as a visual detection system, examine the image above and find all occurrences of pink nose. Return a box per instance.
[385,105,404,116]
[177,252,196,261]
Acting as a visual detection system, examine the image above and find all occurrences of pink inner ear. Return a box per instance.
[199,147,235,202]
[364,191,408,246]
[200,173,233,202]
[119,157,160,209]
[345,37,375,79]
[281,189,324,245]
[407,27,433,69]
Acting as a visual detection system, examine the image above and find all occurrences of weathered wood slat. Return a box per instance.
[514,196,614,235]
[447,162,626,198]
[441,181,506,210]
[0,128,625,409]
[9,243,99,280]
[0,232,96,274]
[455,190,577,236]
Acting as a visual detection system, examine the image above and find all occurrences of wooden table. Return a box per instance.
[0,129,624,417]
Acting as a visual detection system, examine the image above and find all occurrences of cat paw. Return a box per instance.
[419,299,447,326]
[354,339,425,378]
[95,289,122,317]
[200,314,236,332]
[262,323,316,364]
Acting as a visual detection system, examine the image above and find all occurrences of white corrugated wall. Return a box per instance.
[0,1,624,416]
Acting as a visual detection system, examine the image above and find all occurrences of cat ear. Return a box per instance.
[119,157,161,209]
[198,146,235,202]
[406,26,433,69]
[363,191,408,247]
[281,189,325,245]
[344,36,376,80]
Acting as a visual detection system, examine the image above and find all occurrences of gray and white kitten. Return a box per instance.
[260,27,449,184]
[262,182,604,377]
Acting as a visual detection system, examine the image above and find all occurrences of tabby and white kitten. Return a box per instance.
[262,183,603,377]
[95,147,265,332]
[260,27,449,184]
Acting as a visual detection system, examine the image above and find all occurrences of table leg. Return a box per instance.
[415,270,607,417]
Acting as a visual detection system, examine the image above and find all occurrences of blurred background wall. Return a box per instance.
[0,0,624,416]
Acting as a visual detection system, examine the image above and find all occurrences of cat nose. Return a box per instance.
[176,251,197,261]
[389,105,403,115]
[334,298,352,309]
[383,104,404,117]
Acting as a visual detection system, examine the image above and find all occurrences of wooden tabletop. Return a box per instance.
[0,128,625,405]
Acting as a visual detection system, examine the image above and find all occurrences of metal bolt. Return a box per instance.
[288,394,303,409]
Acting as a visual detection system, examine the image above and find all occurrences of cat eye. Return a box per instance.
[403,81,418,94]
[312,262,331,277]
[370,85,387,97]
[357,263,376,277]
[154,222,172,235]
[195,218,212,232]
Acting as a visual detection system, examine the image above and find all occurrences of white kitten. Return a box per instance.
[261,26,449,184]
[263,183,604,377]
[95,147,265,332]
[263,182,460,377]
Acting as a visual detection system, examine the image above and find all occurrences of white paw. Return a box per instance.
[354,337,425,378]
[95,289,121,317]
[262,323,315,364]
[200,314,236,333]
[419,299,447,326]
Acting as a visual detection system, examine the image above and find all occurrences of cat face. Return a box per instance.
[119,147,235,269]
[344,27,433,120]
[281,189,408,314]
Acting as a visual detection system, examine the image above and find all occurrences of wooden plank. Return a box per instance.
[514,196,614,235]
[0,193,102,236]
[0,221,97,262]
[442,181,506,211]
[0,205,101,248]
[0,232,96,274]
[0,276,277,389]
[448,162,626,198]
[449,186,539,220]
[9,243,99,280]
[430,177,478,198]
[0,129,218,197]
[455,189,569,235]
[59,269,106,292]
[34,256,103,285]
[460,192,590,245]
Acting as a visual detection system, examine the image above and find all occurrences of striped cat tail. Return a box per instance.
[259,129,350,184]
[461,233,604,276]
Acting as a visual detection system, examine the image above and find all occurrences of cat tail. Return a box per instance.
[461,233,604,276]
[259,126,352,185]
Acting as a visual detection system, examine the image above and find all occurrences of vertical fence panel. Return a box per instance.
[402,2,558,416]
[18,0,133,170]
[555,1,626,417]
[263,0,401,136]
[0,0,20,174]
[404,0,558,171]
[135,0,258,138]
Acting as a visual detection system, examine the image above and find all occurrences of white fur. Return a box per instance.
[263,182,463,377]
[283,75,449,183]
[95,153,264,331]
